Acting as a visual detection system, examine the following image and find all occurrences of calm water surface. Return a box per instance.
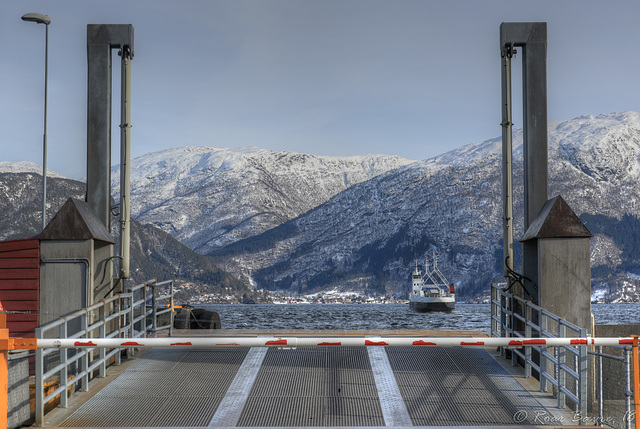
[200,303,640,333]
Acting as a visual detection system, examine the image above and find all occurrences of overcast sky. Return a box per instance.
[3,1,640,179]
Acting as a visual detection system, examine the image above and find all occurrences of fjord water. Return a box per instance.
[201,303,640,333]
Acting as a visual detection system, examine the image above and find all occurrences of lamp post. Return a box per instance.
[21,13,51,231]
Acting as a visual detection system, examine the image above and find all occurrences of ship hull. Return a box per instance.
[409,299,455,313]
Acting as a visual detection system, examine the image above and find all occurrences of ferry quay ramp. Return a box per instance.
[41,329,574,428]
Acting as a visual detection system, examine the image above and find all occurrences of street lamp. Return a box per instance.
[21,12,51,231]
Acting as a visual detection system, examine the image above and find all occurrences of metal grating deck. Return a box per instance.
[386,347,552,426]
[237,347,385,427]
[60,348,248,427]
[57,345,555,427]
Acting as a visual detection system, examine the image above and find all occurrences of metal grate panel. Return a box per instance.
[123,349,187,372]
[260,347,327,370]
[237,397,386,427]
[325,397,385,427]
[178,348,250,366]
[327,347,373,370]
[447,347,507,372]
[58,343,556,427]
[386,346,460,372]
[405,399,513,426]
[60,348,248,427]
[173,370,238,398]
[96,370,189,397]
[250,369,328,397]
[239,347,384,427]
[206,347,267,427]
[328,369,378,398]
[405,398,550,426]
[149,397,222,427]
[237,397,325,427]
[393,371,486,399]
[61,397,167,427]
[387,346,555,426]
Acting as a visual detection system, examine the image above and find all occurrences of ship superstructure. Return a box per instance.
[409,253,455,312]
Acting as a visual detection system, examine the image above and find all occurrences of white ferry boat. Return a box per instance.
[409,254,455,312]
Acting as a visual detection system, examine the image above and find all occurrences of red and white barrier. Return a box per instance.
[24,336,638,349]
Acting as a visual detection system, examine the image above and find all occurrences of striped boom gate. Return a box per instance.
[2,334,640,429]
[8,335,640,349]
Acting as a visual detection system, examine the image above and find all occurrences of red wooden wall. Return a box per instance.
[0,239,39,337]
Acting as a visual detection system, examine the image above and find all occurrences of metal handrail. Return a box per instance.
[491,282,638,427]
[35,279,174,426]
[490,283,588,417]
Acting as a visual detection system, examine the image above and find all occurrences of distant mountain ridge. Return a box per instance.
[5,111,640,298]
[205,112,640,297]
[0,172,248,295]
[0,161,65,178]
[111,146,413,254]
[0,172,85,239]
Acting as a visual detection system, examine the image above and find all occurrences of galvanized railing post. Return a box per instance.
[35,327,44,426]
[151,282,158,338]
[625,347,632,429]
[558,323,566,408]
[491,285,496,334]
[169,280,174,337]
[490,283,499,333]
[115,296,122,366]
[500,289,506,357]
[128,289,135,357]
[633,336,640,429]
[142,281,148,337]
[507,295,518,366]
[574,353,579,408]
[512,297,519,367]
[59,322,68,407]
[578,327,588,418]
[540,311,548,392]
[525,304,532,378]
[596,345,603,426]
[99,304,106,377]
[80,311,89,391]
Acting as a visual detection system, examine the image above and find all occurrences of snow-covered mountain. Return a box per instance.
[6,111,640,298]
[206,112,640,296]
[0,170,84,239]
[211,154,502,296]
[0,170,248,293]
[0,161,65,178]
[112,147,413,254]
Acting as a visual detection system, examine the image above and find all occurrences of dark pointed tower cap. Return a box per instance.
[38,198,115,243]
[521,195,593,242]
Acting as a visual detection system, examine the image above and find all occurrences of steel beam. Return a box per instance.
[500,22,548,230]
[86,41,112,229]
[119,47,132,278]
[86,24,134,230]
[501,40,515,291]
[500,22,548,305]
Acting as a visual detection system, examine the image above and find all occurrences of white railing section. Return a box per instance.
[34,279,173,426]
[491,283,589,416]
[116,279,174,346]
[32,280,638,427]
[592,344,634,429]
[491,283,639,428]
[150,280,174,337]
